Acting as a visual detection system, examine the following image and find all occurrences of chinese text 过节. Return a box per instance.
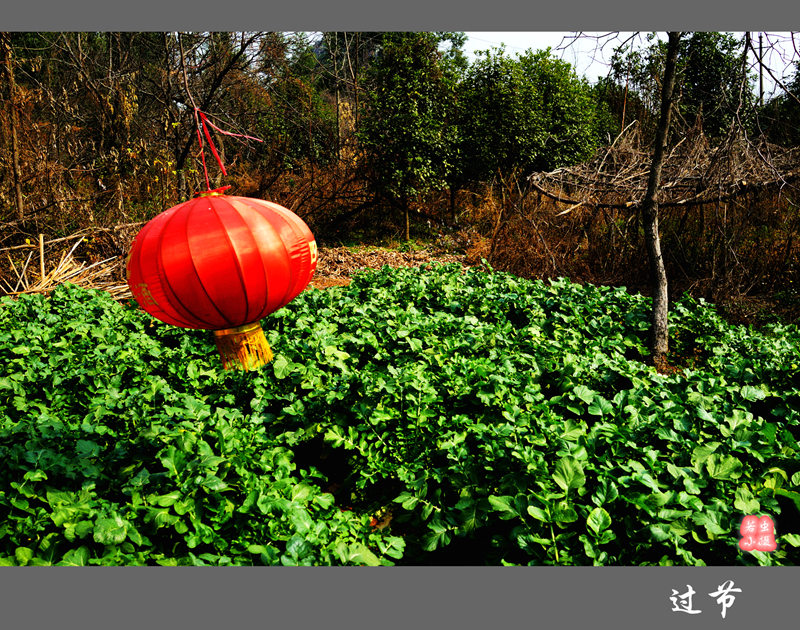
[670,581,742,619]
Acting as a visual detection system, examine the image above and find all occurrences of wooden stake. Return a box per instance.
[39,234,45,281]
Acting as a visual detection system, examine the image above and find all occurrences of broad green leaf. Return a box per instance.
[76,440,100,458]
[706,454,743,481]
[257,494,289,515]
[740,385,765,401]
[559,420,585,441]
[456,498,481,533]
[173,499,194,516]
[15,547,33,566]
[323,345,350,361]
[763,469,787,490]
[197,455,226,469]
[64,520,94,542]
[273,355,291,379]
[666,463,687,479]
[782,533,800,547]
[696,403,714,421]
[126,524,145,546]
[23,469,47,482]
[587,507,612,536]
[691,442,720,472]
[734,486,760,513]
[284,534,312,560]
[553,457,586,493]
[692,511,728,537]
[552,501,579,524]
[159,446,187,477]
[314,493,335,509]
[588,396,613,416]
[572,385,595,405]
[394,492,419,510]
[488,495,519,519]
[291,484,314,502]
[344,543,381,566]
[289,508,313,534]
[58,547,90,566]
[649,524,672,542]
[774,488,800,513]
[200,475,229,492]
[94,516,128,545]
[377,536,406,560]
[247,544,268,555]
[154,491,182,507]
[148,508,179,528]
[683,475,705,495]
[527,505,549,522]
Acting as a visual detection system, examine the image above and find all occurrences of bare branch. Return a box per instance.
[747,32,800,105]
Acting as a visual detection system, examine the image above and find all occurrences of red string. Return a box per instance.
[194,109,263,192]
[200,113,227,178]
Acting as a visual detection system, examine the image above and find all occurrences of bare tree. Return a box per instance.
[641,32,681,365]
[547,31,682,365]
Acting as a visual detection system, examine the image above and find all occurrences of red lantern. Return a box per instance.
[126,189,317,370]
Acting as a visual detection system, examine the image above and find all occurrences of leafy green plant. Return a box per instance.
[2,265,799,565]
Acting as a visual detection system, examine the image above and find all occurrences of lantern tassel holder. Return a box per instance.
[213,322,274,371]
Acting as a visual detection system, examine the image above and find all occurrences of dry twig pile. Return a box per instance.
[529,123,800,214]
[1,236,132,301]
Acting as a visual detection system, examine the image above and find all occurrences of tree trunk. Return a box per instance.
[331,33,341,163]
[404,205,410,242]
[2,33,25,223]
[213,129,225,188]
[115,177,124,220]
[178,169,187,200]
[641,31,681,367]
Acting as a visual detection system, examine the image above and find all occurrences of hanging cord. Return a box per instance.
[195,110,263,193]
[178,33,263,195]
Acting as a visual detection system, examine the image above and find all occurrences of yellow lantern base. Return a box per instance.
[213,322,274,371]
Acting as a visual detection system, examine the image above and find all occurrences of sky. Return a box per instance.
[462,31,798,99]
[462,31,631,82]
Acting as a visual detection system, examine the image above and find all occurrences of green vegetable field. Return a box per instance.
[1,263,800,565]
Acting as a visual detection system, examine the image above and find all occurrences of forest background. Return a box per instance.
[1,31,799,325]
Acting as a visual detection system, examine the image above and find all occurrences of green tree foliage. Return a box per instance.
[602,32,755,140]
[678,32,754,136]
[517,50,605,168]
[594,39,664,139]
[454,48,603,188]
[587,82,624,143]
[358,32,458,236]
[761,61,800,147]
[249,34,338,172]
